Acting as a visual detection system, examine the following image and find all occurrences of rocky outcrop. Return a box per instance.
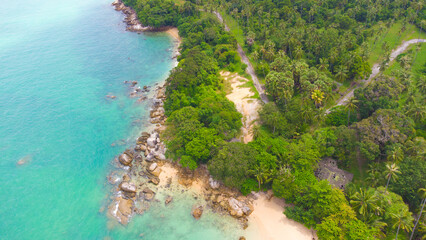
[119,182,136,193]
[227,197,253,218]
[108,196,133,225]
[118,152,133,166]
[112,0,150,32]
[192,206,203,220]
[149,177,160,185]
[142,187,155,201]
[148,162,158,172]
[209,177,220,189]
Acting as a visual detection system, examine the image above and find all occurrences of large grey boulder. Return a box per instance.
[119,182,136,193]
[209,177,220,189]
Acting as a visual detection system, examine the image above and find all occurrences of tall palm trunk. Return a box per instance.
[347,110,351,127]
[410,198,426,240]
[395,222,401,240]
[385,175,391,193]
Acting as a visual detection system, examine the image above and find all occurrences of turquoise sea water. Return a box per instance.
[0,0,242,239]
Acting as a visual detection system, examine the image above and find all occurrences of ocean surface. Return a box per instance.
[0,0,242,239]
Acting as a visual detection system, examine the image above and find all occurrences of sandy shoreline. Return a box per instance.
[165,27,181,43]
[157,163,315,240]
[246,193,315,240]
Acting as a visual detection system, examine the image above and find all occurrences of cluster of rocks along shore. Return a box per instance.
[112,0,149,32]
[106,84,255,232]
[112,0,177,33]
[106,85,168,224]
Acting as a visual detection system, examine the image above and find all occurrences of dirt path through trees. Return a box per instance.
[327,39,426,113]
[214,12,269,103]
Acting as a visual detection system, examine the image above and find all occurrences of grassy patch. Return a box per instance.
[218,10,245,47]
[366,21,426,66]
[221,75,233,95]
[237,77,260,99]
[384,41,425,76]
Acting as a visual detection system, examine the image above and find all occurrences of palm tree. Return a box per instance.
[251,50,259,62]
[391,207,414,240]
[300,105,313,124]
[413,43,421,64]
[311,89,325,107]
[345,98,358,126]
[313,107,326,123]
[385,162,401,193]
[318,58,329,72]
[335,65,348,82]
[387,146,404,163]
[246,31,256,46]
[416,76,426,94]
[249,163,274,190]
[294,45,304,60]
[406,101,426,123]
[410,188,426,240]
[350,188,381,222]
[249,164,263,190]
[269,111,280,134]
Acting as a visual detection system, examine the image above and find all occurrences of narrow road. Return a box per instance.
[214,11,269,103]
[327,39,426,113]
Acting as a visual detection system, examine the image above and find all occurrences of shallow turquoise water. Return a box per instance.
[0,0,241,239]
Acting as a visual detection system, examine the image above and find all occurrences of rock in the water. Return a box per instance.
[157,153,166,160]
[192,206,203,220]
[118,197,133,216]
[150,167,162,177]
[122,174,130,182]
[143,187,155,201]
[119,182,136,193]
[165,196,173,205]
[228,198,253,218]
[149,177,160,185]
[16,155,32,166]
[134,144,146,152]
[108,196,133,225]
[146,135,157,148]
[145,153,154,162]
[118,153,133,166]
[148,162,157,172]
[209,177,220,189]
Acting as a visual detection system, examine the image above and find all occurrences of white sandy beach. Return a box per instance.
[158,163,315,240]
[246,193,316,240]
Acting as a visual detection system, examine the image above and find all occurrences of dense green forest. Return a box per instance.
[123,0,426,239]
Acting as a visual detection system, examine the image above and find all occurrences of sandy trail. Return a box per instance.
[222,71,261,143]
[214,11,269,103]
[246,192,315,240]
[327,38,426,113]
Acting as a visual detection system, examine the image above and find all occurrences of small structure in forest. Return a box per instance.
[315,158,353,190]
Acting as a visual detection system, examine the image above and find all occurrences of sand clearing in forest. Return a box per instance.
[246,192,316,240]
[222,71,261,143]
